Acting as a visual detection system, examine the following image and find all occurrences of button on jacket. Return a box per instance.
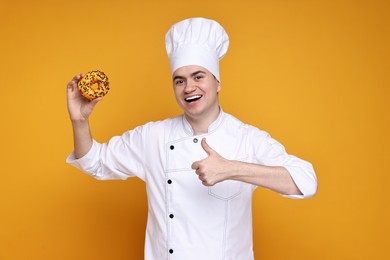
[67,109,317,260]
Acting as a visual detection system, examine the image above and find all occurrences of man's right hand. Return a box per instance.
[66,73,102,122]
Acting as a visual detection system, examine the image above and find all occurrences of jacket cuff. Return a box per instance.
[66,140,99,175]
[282,165,318,199]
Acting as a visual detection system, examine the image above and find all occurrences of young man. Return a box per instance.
[66,17,317,260]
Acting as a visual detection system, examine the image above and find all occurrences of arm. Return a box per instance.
[66,74,102,159]
[228,161,302,195]
[66,74,147,181]
[192,138,312,196]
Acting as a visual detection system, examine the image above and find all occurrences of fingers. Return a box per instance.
[191,161,199,170]
[67,73,85,90]
[197,172,214,187]
[192,161,212,185]
[193,167,206,183]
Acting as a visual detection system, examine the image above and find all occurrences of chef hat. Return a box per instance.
[165,17,229,82]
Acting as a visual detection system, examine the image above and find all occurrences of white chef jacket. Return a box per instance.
[66,109,317,260]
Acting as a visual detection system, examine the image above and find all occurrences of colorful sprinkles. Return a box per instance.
[78,70,110,100]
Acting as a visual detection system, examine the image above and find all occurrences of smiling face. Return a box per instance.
[172,65,221,125]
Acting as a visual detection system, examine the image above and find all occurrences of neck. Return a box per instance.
[185,106,220,135]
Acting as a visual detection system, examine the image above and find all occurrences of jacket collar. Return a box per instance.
[182,107,225,136]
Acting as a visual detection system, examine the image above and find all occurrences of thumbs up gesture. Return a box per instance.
[191,138,233,186]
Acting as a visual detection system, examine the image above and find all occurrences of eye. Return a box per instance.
[175,79,184,86]
[194,75,204,81]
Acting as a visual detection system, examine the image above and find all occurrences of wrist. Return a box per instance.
[225,160,241,180]
[71,118,89,128]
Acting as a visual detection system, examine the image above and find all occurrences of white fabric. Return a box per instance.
[66,109,317,260]
[165,17,229,81]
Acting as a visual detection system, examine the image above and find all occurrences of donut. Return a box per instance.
[78,70,110,100]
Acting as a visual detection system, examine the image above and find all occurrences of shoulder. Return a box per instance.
[222,111,262,133]
[222,112,247,129]
[139,115,181,131]
[222,111,271,140]
[125,115,181,140]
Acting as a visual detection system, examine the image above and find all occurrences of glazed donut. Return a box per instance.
[78,70,110,100]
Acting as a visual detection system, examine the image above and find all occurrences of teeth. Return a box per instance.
[185,95,202,101]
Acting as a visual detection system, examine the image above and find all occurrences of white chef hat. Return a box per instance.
[165,17,229,82]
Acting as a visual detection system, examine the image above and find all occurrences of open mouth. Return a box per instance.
[185,95,203,103]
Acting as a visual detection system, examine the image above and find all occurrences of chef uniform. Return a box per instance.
[67,18,317,260]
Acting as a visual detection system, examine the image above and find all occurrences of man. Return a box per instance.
[66,17,317,260]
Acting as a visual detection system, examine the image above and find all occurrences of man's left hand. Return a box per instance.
[191,138,233,186]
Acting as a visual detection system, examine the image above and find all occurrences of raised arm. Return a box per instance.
[66,74,102,159]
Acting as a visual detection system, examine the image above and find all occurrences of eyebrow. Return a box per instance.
[173,70,207,82]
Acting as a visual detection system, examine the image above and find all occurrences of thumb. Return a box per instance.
[88,96,103,108]
[81,97,103,119]
[201,138,215,155]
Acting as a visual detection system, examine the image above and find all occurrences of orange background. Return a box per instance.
[0,0,389,259]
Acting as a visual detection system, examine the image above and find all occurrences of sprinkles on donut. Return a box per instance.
[78,70,110,100]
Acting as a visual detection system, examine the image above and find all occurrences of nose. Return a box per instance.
[184,80,196,93]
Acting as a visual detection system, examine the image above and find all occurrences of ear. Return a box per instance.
[216,80,221,93]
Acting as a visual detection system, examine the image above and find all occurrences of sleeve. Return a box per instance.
[66,126,147,181]
[249,126,318,199]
